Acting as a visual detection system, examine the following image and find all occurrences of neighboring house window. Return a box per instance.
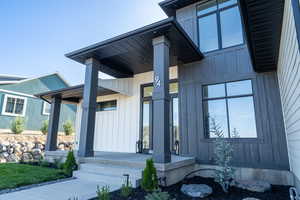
[43,102,51,115]
[2,94,27,116]
[97,100,117,111]
[197,0,244,52]
[203,80,257,138]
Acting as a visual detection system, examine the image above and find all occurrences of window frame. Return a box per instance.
[1,94,27,117]
[139,79,180,153]
[202,79,258,139]
[42,101,51,116]
[96,100,117,112]
[196,0,245,53]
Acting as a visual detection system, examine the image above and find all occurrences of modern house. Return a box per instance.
[0,73,76,133]
[37,0,300,191]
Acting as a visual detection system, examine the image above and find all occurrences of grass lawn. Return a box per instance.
[0,163,67,190]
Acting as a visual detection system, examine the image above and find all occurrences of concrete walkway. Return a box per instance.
[0,178,121,200]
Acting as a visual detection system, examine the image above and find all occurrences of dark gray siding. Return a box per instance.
[178,46,289,170]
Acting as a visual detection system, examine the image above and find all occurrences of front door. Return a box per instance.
[140,82,179,154]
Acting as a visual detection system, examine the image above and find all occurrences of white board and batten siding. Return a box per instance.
[74,67,178,153]
[277,0,300,189]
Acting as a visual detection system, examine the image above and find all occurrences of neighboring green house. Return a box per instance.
[0,73,76,133]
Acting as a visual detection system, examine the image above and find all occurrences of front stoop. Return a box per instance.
[76,154,196,187]
[73,163,143,188]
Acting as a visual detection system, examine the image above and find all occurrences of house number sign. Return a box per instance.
[154,74,161,88]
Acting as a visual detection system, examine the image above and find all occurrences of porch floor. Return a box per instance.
[79,151,195,170]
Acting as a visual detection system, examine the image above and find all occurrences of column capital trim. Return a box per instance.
[152,35,170,47]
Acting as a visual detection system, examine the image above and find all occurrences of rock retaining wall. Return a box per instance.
[0,133,74,163]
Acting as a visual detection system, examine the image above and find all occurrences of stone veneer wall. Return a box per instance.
[0,133,74,163]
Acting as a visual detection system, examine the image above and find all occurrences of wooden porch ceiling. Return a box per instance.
[159,0,285,72]
[65,17,203,78]
[35,84,117,104]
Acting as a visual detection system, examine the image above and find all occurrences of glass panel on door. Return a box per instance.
[142,100,152,152]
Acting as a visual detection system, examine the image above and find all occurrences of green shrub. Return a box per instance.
[97,185,110,200]
[145,189,170,200]
[63,151,77,176]
[53,158,63,169]
[120,179,133,198]
[63,120,74,136]
[141,159,158,192]
[40,120,49,135]
[40,160,52,168]
[210,117,235,193]
[10,117,25,134]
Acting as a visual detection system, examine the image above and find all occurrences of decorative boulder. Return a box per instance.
[234,180,271,193]
[21,152,33,162]
[31,148,43,160]
[6,154,19,162]
[181,184,212,198]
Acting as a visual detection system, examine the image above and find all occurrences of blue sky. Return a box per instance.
[0,0,166,85]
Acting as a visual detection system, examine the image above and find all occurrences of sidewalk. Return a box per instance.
[0,178,120,200]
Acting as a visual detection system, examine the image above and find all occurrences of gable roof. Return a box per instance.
[0,72,71,96]
[16,72,70,87]
[0,74,27,85]
[159,0,285,72]
[0,72,70,87]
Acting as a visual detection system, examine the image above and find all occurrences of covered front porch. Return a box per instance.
[37,17,203,165]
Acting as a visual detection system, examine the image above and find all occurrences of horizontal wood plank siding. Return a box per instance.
[277,0,300,185]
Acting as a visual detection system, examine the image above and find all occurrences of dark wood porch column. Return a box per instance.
[78,58,99,157]
[45,96,61,151]
[152,36,171,163]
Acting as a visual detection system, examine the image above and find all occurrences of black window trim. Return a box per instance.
[96,100,117,112]
[202,79,258,140]
[139,79,179,153]
[196,0,245,53]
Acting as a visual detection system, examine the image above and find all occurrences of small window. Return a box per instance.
[97,100,117,111]
[43,102,51,115]
[2,94,27,116]
[142,82,179,98]
[203,80,257,138]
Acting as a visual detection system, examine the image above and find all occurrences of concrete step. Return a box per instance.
[79,163,143,178]
[73,170,140,188]
[79,157,146,168]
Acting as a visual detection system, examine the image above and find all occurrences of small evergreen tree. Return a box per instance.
[40,120,49,135]
[210,117,235,193]
[63,120,74,136]
[141,159,158,192]
[63,150,78,176]
[11,117,25,134]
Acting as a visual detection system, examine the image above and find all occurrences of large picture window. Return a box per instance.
[2,94,27,116]
[197,0,244,52]
[203,80,257,138]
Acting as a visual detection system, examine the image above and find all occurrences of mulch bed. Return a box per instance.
[92,176,291,200]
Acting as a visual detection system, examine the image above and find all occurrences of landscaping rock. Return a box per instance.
[0,134,74,163]
[181,184,212,198]
[21,152,33,162]
[234,180,271,193]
